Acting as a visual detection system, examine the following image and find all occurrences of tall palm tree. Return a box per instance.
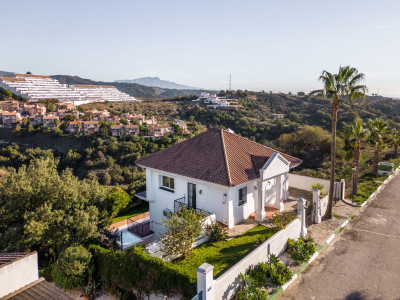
[343,118,369,196]
[311,66,367,219]
[368,118,391,177]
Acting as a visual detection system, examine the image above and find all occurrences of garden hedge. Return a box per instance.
[89,244,196,299]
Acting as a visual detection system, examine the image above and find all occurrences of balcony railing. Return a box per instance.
[127,219,154,238]
[174,197,212,216]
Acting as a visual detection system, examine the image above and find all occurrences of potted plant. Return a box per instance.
[81,281,100,300]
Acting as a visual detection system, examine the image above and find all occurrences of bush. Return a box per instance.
[89,244,196,298]
[160,206,206,258]
[245,254,293,287]
[52,246,92,290]
[106,186,131,216]
[269,210,297,229]
[287,236,316,265]
[205,220,228,242]
[236,274,268,300]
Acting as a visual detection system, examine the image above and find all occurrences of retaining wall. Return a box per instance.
[289,174,331,191]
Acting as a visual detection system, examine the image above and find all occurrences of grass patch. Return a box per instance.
[173,225,279,280]
[110,202,149,224]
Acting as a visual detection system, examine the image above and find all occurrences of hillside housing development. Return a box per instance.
[0,100,186,138]
[0,73,139,104]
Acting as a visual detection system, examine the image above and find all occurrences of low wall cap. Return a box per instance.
[197,263,214,274]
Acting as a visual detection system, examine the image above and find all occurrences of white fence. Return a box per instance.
[289,173,332,191]
[197,218,302,300]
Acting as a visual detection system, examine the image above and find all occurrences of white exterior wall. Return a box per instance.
[145,168,230,237]
[289,174,331,191]
[0,253,39,298]
[228,180,257,228]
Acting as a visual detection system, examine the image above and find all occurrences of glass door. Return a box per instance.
[187,183,197,209]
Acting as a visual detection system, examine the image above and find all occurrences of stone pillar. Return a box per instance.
[255,179,266,222]
[297,198,307,237]
[341,179,346,200]
[312,189,321,224]
[197,263,214,300]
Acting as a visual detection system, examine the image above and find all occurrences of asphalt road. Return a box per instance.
[282,174,400,300]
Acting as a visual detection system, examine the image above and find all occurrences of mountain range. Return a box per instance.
[115,77,198,90]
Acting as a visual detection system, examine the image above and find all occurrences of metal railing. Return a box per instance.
[127,219,154,238]
[174,197,212,216]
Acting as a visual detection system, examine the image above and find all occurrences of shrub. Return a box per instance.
[245,254,293,287]
[205,220,228,242]
[287,236,316,265]
[269,210,297,229]
[160,206,206,258]
[52,246,92,290]
[311,183,325,196]
[106,186,131,216]
[236,274,268,300]
[89,244,195,298]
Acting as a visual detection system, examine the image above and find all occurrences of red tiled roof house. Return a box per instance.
[135,129,302,237]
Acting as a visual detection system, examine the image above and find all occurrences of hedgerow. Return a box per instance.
[89,244,196,299]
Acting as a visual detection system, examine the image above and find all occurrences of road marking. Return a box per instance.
[352,228,400,239]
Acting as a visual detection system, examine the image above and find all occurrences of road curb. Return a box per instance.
[268,165,400,299]
[268,217,352,299]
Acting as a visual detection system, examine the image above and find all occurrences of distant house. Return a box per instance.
[81,121,99,134]
[110,124,125,137]
[129,114,157,126]
[20,103,46,116]
[0,101,20,112]
[54,108,79,120]
[29,115,43,127]
[135,129,302,237]
[67,121,81,134]
[55,102,75,110]
[173,119,187,133]
[42,115,59,127]
[0,111,22,127]
[0,252,73,299]
[272,114,284,120]
[110,124,139,137]
[149,125,174,137]
[92,110,110,121]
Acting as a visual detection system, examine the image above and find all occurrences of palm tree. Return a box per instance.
[311,66,367,219]
[343,118,369,196]
[390,133,400,158]
[368,118,391,177]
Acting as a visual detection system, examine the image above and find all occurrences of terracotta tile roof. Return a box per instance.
[14,74,50,78]
[0,252,31,267]
[136,129,302,187]
[4,278,73,300]
[82,121,98,125]
[110,125,124,129]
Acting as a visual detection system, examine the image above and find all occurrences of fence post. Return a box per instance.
[197,263,214,300]
[341,179,346,200]
[312,189,322,224]
[297,198,307,237]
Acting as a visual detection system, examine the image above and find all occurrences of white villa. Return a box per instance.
[135,129,302,238]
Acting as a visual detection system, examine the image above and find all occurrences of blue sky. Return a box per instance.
[1,0,400,96]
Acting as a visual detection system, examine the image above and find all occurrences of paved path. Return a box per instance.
[282,174,400,300]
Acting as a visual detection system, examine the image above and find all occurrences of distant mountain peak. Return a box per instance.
[115,77,199,90]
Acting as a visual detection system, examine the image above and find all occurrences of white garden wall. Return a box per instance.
[289,174,331,192]
[213,218,302,300]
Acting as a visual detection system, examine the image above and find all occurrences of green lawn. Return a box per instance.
[110,202,149,224]
[173,224,279,280]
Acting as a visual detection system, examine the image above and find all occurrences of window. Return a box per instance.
[238,187,247,206]
[160,175,175,192]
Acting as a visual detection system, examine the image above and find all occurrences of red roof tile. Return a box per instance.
[136,129,302,187]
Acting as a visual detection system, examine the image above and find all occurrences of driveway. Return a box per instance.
[281,174,400,300]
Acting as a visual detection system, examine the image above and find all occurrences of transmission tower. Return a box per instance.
[228,74,232,91]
